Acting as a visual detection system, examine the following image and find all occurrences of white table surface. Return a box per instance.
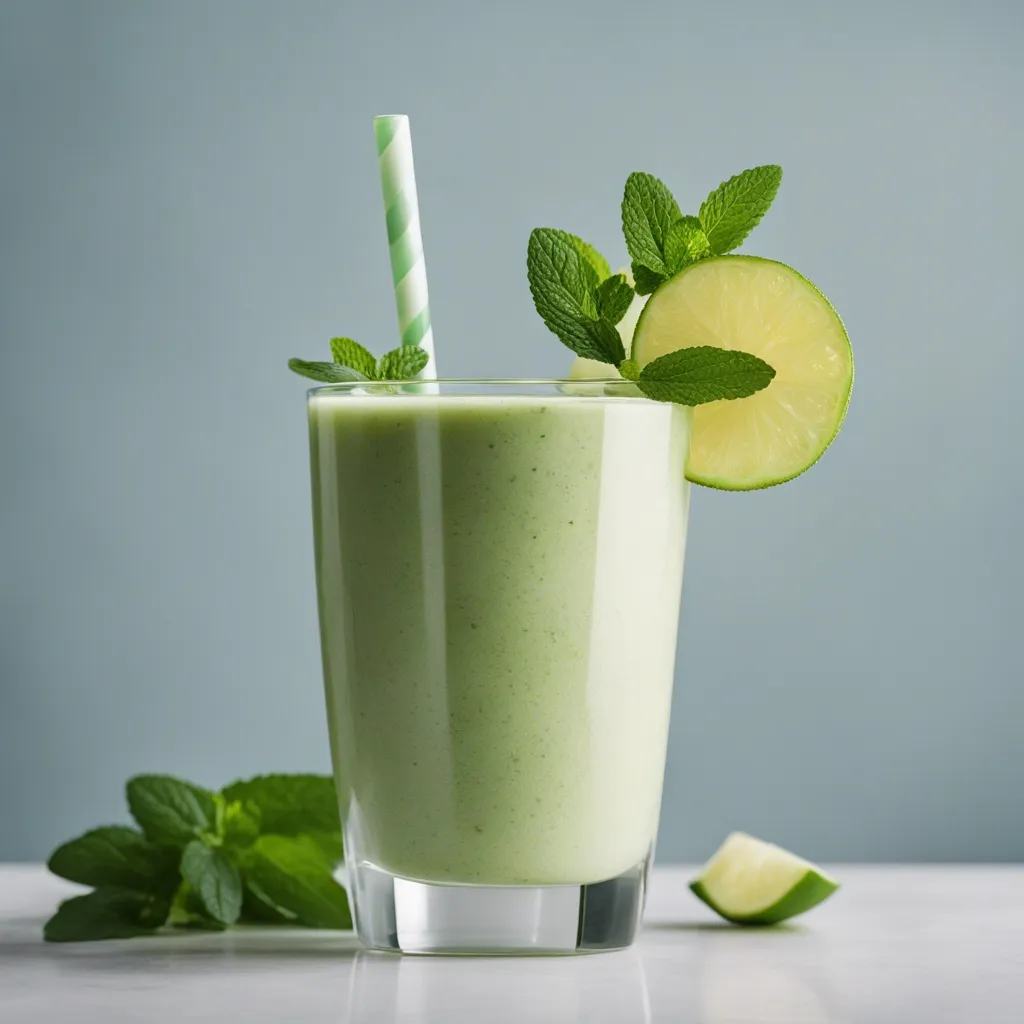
[1,864,1022,1022]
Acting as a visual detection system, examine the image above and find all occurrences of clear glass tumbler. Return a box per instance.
[306,380,691,954]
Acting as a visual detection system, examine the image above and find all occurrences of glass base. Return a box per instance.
[347,856,650,955]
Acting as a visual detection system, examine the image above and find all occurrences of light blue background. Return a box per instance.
[1,0,1021,862]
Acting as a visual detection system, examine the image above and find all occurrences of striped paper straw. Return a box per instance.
[373,114,436,377]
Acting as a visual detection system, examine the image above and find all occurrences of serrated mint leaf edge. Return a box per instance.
[698,165,783,255]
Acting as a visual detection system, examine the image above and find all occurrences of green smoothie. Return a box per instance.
[309,390,690,886]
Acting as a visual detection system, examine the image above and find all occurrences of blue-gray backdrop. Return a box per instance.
[1,0,1021,862]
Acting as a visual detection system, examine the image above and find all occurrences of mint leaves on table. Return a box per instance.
[44,888,171,943]
[44,773,349,942]
[528,165,782,406]
[289,336,429,384]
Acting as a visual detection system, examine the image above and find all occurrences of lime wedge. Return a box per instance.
[631,256,853,489]
[690,832,839,925]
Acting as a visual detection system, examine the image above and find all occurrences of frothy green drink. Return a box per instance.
[309,387,690,886]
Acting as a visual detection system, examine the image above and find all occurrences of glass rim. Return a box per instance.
[306,377,638,398]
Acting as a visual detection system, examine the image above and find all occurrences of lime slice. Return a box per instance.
[631,256,853,489]
[690,832,839,925]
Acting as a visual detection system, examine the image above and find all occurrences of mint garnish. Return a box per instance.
[635,346,776,404]
[526,165,782,405]
[621,171,683,277]
[377,344,430,381]
[568,233,612,281]
[699,165,783,255]
[290,339,429,384]
[664,215,710,274]
[594,273,634,326]
[526,228,626,365]
[44,772,349,941]
[288,359,368,384]
[631,262,665,296]
[329,337,377,378]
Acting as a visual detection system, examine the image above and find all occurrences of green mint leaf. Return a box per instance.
[619,359,640,381]
[527,228,622,364]
[664,216,711,273]
[698,165,783,254]
[621,172,682,274]
[240,835,352,929]
[44,887,170,943]
[288,359,368,384]
[631,261,665,296]
[329,337,378,378]
[567,233,611,281]
[223,800,261,848]
[594,274,634,326]
[221,774,341,836]
[637,346,776,405]
[47,826,180,894]
[126,775,218,846]
[240,880,299,924]
[377,345,429,380]
[168,880,228,931]
[180,840,242,925]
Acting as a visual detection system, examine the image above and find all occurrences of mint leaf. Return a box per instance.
[240,835,351,929]
[223,800,261,848]
[47,826,180,894]
[637,346,776,405]
[699,165,783,254]
[329,337,378,378]
[288,359,367,384]
[621,172,682,274]
[240,880,298,924]
[222,774,341,836]
[168,880,228,931]
[527,228,624,364]
[44,887,169,943]
[631,261,665,296]
[664,216,711,273]
[180,840,242,925]
[126,775,217,846]
[594,274,634,326]
[377,345,429,380]
[568,234,611,281]
[619,359,640,381]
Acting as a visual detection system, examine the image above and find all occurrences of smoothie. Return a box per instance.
[309,389,690,886]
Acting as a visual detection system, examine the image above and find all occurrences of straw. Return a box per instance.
[373,114,436,378]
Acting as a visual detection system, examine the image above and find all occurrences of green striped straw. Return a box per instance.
[373,114,436,378]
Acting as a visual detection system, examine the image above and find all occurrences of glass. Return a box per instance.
[306,380,691,954]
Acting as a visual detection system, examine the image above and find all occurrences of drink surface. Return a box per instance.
[309,393,690,885]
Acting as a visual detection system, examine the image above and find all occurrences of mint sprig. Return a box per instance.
[632,346,776,404]
[621,171,682,277]
[526,228,626,365]
[329,337,377,378]
[44,772,350,941]
[290,339,429,384]
[568,233,612,281]
[699,165,782,255]
[527,165,781,404]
